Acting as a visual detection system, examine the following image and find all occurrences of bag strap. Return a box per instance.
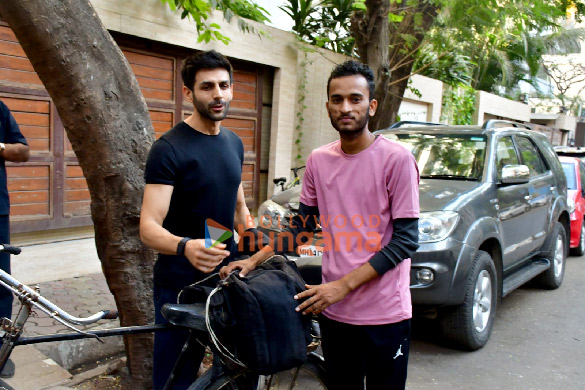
[176,271,220,304]
[205,282,247,368]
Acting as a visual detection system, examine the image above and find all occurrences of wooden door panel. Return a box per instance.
[123,50,175,103]
[2,96,50,153]
[64,164,90,217]
[0,26,44,88]
[150,110,173,139]
[7,164,51,219]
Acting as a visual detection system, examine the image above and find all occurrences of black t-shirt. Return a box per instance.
[0,101,28,215]
[144,121,243,288]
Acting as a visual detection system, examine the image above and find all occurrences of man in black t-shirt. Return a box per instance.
[0,100,29,378]
[140,51,262,390]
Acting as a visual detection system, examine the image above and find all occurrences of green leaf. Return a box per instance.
[161,0,177,12]
[388,13,404,23]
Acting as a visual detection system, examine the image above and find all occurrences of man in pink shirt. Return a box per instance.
[222,60,419,389]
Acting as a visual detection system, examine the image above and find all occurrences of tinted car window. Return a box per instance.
[562,162,577,190]
[496,136,519,178]
[515,136,547,176]
[388,133,487,180]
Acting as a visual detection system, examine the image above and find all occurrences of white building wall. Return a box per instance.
[473,91,531,125]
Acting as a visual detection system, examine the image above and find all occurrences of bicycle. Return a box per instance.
[273,166,305,192]
[0,244,327,390]
[162,301,326,390]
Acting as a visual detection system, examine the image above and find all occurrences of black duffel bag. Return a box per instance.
[179,255,312,375]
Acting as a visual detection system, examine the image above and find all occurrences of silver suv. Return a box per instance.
[257,120,570,350]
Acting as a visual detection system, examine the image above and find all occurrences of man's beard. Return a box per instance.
[329,111,370,135]
[194,98,230,121]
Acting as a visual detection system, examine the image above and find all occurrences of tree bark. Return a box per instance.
[351,0,438,130]
[350,0,390,131]
[0,1,156,387]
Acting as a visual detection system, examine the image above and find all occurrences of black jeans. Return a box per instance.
[319,316,411,390]
[0,215,11,320]
[153,283,205,390]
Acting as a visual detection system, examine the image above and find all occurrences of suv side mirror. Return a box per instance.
[501,164,530,184]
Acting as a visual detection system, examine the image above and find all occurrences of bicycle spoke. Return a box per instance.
[288,367,300,390]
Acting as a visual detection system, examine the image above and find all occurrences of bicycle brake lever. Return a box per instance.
[27,300,105,343]
[50,315,104,343]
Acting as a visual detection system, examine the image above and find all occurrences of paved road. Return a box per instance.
[407,255,585,390]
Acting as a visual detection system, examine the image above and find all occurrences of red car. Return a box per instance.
[560,156,585,255]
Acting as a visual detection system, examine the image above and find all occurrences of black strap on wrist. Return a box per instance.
[177,237,192,257]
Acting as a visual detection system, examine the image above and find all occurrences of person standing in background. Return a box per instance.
[0,100,30,378]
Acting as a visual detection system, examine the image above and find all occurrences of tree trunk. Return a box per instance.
[350,0,390,131]
[0,1,156,387]
[352,0,439,130]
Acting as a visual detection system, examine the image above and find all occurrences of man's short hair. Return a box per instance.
[327,60,375,101]
[181,50,234,90]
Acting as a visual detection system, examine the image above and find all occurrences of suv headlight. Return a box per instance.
[257,200,292,230]
[418,211,460,243]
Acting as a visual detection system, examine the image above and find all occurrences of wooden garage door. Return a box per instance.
[0,23,263,234]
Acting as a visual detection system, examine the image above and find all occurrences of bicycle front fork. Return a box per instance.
[0,301,31,372]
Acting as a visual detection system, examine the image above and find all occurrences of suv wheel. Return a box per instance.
[439,250,497,350]
[570,220,585,257]
[536,222,567,289]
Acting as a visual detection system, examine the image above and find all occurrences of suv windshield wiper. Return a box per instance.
[420,174,478,181]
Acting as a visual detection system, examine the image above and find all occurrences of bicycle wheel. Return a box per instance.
[257,359,327,390]
[188,369,255,390]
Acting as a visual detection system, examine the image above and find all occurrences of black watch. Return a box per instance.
[177,237,192,257]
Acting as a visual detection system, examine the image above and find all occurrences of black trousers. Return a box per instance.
[0,215,11,320]
[153,283,205,390]
[319,316,411,390]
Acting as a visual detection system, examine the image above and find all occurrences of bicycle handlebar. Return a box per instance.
[0,268,117,325]
[0,244,21,255]
[291,166,305,176]
[102,310,119,320]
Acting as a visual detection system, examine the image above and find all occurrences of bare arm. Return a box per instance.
[2,143,29,163]
[140,183,230,273]
[234,183,254,236]
[140,184,179,254]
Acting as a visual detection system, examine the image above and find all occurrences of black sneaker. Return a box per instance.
[0,359,14,378]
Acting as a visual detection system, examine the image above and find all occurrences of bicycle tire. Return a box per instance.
[187,369,254,390]
[189,359,327,390]
[258,357,327,390]
[0,378,15,390]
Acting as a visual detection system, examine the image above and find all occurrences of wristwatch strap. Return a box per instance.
[177,237,192,257]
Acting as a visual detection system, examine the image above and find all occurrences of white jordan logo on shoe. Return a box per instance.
[393,345,403,360]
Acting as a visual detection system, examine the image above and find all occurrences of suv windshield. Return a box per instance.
[384,133,487,180]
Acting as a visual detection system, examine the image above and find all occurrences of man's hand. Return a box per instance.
[220,247,275,278]
[294,280,351,315]
[184,239,230,274]
[219,257,257,278]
